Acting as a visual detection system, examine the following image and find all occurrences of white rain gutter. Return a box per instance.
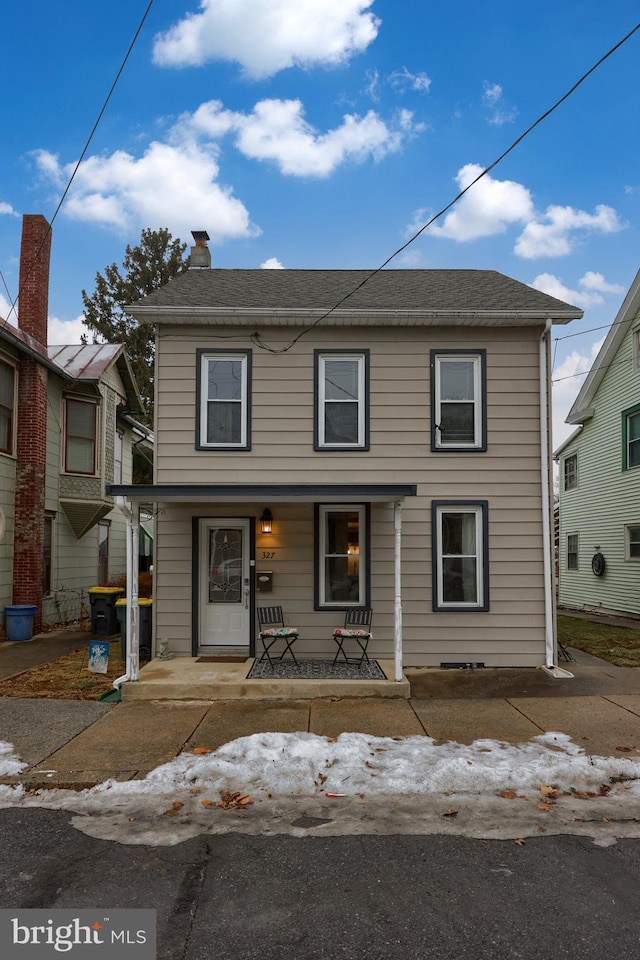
[394,500,403,682]
[540,321,571,677]
[112,496,140,690]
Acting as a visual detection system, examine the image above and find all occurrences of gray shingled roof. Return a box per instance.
[130,268,582,316]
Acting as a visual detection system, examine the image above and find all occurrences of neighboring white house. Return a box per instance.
[556,267,640,618]
[109,233,583,669]
[0,215,149,636]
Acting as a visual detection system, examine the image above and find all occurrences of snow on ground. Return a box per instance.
[2,732,640,846]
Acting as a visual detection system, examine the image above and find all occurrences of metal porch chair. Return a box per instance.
[332,608,373,668]
[257,606,299,668]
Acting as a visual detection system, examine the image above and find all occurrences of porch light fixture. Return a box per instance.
[260,508,273,534]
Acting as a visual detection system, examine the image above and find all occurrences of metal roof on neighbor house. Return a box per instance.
[48,343,125,379]
[128,268,583,323]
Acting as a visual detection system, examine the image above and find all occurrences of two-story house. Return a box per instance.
[0,214,148,636]
[108,233,582,676]
[556,268,640,618]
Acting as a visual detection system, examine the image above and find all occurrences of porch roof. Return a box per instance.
[106,483,417,503]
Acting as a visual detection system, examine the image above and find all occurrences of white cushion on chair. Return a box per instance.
[333,628,371,638]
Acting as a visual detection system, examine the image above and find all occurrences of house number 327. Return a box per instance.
[261,551,276,559]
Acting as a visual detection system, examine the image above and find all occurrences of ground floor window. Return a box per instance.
[315,504,368,609]
[98,521,110,585]
[432,501,489,611]
[43,513,54,595]
[567,533,579,570]
[626,524,640,561]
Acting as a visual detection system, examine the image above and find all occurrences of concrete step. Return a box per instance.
[120,658,410,701]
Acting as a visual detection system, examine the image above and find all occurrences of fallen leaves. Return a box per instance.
[499,790,529,801]
[192,746,211,755]
[443,808,458,818]
[615,745,635,753]
[215,791,253,810]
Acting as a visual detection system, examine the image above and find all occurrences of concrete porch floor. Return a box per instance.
[121,658,410,700]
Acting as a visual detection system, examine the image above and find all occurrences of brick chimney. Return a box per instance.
[12,215,52,627]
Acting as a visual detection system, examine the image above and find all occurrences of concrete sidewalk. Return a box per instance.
[0,646,636,791]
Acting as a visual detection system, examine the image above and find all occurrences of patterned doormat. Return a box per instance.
[246,658,386,680]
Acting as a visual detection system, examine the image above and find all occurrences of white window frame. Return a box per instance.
[634,328,640,371]
[433,352,484,450]
[64,397,98,475]
[433,502,488,611]
[0,357,16,456]
[567,533,579,571]
[625,524,640,561]
[316,352,367,449]
[563,453,578,491]
[114,429,123,484]
[198,352,249,449]
[316,503,366,608]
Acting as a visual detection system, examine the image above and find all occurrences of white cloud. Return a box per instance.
[0,202,18,217]
[260,257,284,269]
[33,142,259,242]
[429,164,534,241]
[515,204,623,259]
[0,292,15,323]
[552,338,604,448]
[482,81,517,126]
[152,0,380,78]
[185,98,422,177]
[531,272,625,310]
[388,67,431,94]
[48,314,91,345]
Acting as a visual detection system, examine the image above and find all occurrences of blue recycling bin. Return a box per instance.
[4,604,38,642]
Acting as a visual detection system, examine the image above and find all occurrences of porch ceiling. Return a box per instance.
[106,482,417,503]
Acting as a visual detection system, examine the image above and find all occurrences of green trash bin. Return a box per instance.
[88,587,124,635]
[116,598,153,661]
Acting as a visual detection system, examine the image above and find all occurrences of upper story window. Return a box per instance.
[0,359,16,455]
[431,350,487,452]
[114,430,123,483]
[563,453,578,491]
[432,501,489,611]
[634,328,640,371]
[314,351,369,450]
[623,404,640,471]
[64,398,97,474]
[315,504,368,609]
[196,350,251,450]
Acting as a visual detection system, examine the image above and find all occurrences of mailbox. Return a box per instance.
[256,571,273,592]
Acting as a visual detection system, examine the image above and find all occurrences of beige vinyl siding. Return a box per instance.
[150,322,548,666]
[558,313,640,616]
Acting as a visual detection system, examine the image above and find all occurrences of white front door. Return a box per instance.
[199,518,252,648]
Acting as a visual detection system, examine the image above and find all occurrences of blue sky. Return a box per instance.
[1,0,638,446]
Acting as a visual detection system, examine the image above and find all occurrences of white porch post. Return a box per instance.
[393,499,403,682]
[126,500,140,682]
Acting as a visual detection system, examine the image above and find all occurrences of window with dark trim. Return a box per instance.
[431,350,487,451]
[196,350,251,450]
[64,397,97,474]
[43,514,54,595]
[626,525,640,561]
[314,503,369,608]
[563,453,577,491]
[314,350,369,450]
[114,429,123,483]
[98,521,110,586]
[432,501,489,611]
[0,359,15,455]
[567,533,579,571]
[622,404,640,471]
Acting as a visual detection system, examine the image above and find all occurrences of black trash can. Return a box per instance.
[116,598,153,661]
[88,587,124,635]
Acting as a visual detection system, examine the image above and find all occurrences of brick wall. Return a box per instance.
[12,215,52,629]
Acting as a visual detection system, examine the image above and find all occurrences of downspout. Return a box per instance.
[393,500,403,682]
[112,496,140,690]
[540,320,570,676]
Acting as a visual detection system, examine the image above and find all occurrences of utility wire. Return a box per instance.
[254,19,640,355]
[1,0,156,330]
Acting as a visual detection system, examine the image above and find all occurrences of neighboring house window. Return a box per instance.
[622,404,640,470]
[0,359,15,455]
[634,329,640,371]
[43,514,54,595]
[98,521,110,585]
[314,351,369,450]
[64,398,97,474]
[626,525,640,561]
[196,350,251,450]
[315,504,368,609]
[563,453,578,491]
[114,430,123,483]
[431,350,487,451]
[432,502,489,611]
[567,533,579,570]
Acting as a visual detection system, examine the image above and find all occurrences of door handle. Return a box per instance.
[243,579,250,608]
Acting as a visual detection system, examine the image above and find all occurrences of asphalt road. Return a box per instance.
[1,810,640,959]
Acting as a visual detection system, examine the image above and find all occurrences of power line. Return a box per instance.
[1,0,156,330]
[254,19,640,355]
